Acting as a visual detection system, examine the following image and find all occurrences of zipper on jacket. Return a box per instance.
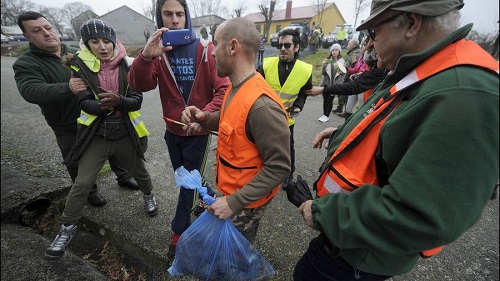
[219,155,258,170]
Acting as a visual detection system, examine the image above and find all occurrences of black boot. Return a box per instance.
[87,184,107,207]
[337,112,352,118]
[118,178,140,190]
[491,184,499,200]
[332,105,343,114]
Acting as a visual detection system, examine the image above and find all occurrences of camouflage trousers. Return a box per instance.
[231,198,273,244]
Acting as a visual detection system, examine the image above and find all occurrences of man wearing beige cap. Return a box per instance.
[294,0,499,280]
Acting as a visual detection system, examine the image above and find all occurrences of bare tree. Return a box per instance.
[188,0,229,18]
[353,0,371,27]
[62,2,92,39]
[232,0,247,18]
[143,0,155,22]
[309,0,328,27]
[39,6,67,38]
[1,0,35,26]
[258,0,280,41]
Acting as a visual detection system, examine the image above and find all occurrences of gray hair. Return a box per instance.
[392,9,460,35]
[348,38,359,47]
[422,9,460,33]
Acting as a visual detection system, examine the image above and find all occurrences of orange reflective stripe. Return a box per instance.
[420,246,445,258]
[363,88,373,102]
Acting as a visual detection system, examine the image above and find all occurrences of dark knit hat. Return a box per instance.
[80,19,116,47]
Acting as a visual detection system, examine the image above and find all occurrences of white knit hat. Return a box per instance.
[330,43,342,52]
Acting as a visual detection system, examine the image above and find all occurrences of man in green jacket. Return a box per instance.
[294,0,499,280]
[12,11,139,206]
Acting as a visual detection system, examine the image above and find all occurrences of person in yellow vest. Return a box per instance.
[181,17,291,244]
[294,0,499,280]
[336,25,347,48]
[256,28,313,188]
[44,19,159,260]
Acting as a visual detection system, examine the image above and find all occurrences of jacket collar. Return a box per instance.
[29,42,70,57]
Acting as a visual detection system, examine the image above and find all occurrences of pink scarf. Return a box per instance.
[98,40,127,94]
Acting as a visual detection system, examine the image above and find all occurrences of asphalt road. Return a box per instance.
[1,55,498,280]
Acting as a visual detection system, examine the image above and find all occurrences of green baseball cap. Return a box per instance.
[356,0,464,31]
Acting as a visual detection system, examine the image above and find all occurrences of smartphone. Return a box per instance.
[162,29,191,47]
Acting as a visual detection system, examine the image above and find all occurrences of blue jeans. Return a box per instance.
[294,233,391,281]
[164,130,215,235]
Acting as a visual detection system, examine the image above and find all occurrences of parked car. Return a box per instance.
[322,25,356,49]
[269,24,304,48]
[60,35,74,41]
[10,34,27,41]
[1,34,9,44]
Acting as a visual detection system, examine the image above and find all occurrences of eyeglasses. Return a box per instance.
[277,43,294,49]
[367,12,405,41]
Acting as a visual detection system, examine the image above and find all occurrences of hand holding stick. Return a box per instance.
[163,117,218,136]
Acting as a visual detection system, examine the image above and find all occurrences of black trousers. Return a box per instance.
[294,233,391,281]
[289,124,295,177]
[164,130,215,235]
[322,91,335,116]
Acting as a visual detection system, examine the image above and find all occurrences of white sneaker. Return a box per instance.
[318,115,330,122]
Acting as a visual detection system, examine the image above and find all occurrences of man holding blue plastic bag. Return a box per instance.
[181,17,291,244]
[169,167,277,280]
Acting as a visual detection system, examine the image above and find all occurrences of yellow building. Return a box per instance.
[244,0,346,43]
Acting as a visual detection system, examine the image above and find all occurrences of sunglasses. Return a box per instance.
[367,12,405,41]
[277,43,294,49]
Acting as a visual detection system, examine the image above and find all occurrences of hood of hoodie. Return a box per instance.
[155,0,197,47]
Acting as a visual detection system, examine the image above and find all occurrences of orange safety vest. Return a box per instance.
[362,88,373,102]
[362,64,373,102]
[315,39,499,258]
[216,73,287,209]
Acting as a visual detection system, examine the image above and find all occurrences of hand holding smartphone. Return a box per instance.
[162,29,191,47]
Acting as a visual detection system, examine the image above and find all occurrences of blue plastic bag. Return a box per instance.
[168,166,276,281]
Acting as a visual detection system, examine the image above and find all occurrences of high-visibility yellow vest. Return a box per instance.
[77,110,149,138]
[263,57,312,126]
[71,50,149,138]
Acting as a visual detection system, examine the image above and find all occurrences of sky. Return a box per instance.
[33,0,499,34]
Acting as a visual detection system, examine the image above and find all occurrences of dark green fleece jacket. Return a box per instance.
[312,24,499,276]
[13,43,79,131]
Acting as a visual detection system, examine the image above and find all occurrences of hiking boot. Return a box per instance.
[337,112,352,119]
[332,105,343,114]
[44,224,77,260]
[118,178,140,190]
[87,191,107,207]
[143,193,158,216]
[167,233,181,259]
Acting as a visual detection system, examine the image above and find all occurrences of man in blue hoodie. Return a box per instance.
[127,0,230,259]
